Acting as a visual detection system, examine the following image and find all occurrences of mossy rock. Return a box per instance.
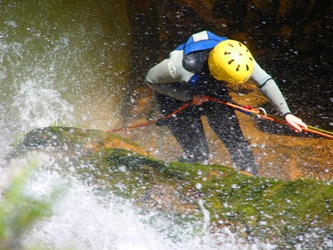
[9,126,149,158]
[7,126,333,248]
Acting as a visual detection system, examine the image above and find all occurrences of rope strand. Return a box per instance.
[106,103,191,133]
[106,98,333,139]
[255,114,333,139]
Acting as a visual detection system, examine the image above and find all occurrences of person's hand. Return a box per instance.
[284,114,307,132]
[192,95,209,106]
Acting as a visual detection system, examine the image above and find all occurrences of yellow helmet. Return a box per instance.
[208,39,254,84]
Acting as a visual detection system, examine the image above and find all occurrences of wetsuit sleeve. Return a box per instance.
[145,50,195,101]
[250,60,291,116]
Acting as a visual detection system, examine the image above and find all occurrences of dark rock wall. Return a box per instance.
[126,0,331,79]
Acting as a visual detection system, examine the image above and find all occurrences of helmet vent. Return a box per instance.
[208,39,254,84]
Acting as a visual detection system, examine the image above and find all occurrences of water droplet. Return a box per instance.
[195,183,202,190]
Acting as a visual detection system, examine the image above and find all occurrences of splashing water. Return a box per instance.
[5,154,274,250]
[0,1,279,249]
[13,79,74,130]
[0,0,129,155]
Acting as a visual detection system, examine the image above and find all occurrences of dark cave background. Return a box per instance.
[124,0,332,129]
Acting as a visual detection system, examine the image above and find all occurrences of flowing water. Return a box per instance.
[10,156,274,250]
[0,0,130,159]
[0,1,296,249]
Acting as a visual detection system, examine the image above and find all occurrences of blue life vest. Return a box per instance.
[175,31,227,55]
[176,31,227,86]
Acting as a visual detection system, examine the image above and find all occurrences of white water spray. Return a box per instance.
[0,1,279,249]
[5,154,273,250]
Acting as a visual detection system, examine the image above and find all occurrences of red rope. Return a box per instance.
[106,98,333,139]
[255,113,333,139]
[106,102,191,133]
[206,97,261,114]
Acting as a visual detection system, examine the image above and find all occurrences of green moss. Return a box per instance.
[85,148,333,240]
[0,159,63,250]
[9,126,333,248]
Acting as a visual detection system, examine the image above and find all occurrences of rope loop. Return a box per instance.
[256,107,267,118]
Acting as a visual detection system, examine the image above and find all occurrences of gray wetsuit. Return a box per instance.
[146,31,291,175]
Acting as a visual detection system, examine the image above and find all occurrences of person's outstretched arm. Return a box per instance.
[250,60,307,132]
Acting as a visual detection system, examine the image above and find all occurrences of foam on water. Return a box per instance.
[15,158,275,250]
[1,155,277,250]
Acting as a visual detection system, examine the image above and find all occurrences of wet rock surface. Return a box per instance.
[7,126,333,249]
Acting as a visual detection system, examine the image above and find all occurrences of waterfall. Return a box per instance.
[0,0,130,159]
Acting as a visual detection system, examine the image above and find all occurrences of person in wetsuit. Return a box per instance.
[145,31,306,175]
